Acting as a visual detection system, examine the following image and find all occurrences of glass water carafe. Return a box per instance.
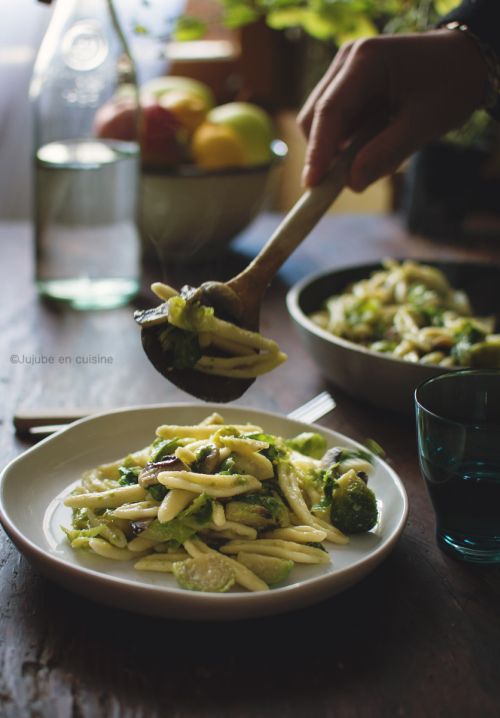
[31,0,141,309]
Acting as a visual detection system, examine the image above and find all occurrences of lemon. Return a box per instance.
[207,102,274,165]
[192,123,246,169]
[160,90,208,135]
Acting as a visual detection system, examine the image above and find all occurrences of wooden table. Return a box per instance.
[1,215,499,718]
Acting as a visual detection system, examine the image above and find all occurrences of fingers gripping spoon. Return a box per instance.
[135,142,358,402]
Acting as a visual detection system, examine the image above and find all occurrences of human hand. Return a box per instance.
[298,30,489,191]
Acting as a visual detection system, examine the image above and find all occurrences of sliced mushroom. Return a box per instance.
[197,446,220,474]
[320,447,343,471]
[139,456,188,488]
[131,519,153,535]
[357,471,368,484]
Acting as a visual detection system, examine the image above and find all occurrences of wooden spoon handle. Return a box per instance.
[229,138,360,296]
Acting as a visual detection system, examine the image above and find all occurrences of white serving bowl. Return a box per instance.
[286,260,500,414]
[140,143,286,264]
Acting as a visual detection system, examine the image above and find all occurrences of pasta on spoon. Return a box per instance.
[135,140,360,402]
[134,281,287,402]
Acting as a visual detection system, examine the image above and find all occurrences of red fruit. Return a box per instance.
[139,97,188,168]
[94,96,137,141]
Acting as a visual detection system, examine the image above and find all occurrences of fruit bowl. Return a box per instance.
[140,142,286,264]
[95,76,286,263]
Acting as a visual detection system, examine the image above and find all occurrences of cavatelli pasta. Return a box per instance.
[62,414,380,593]
[310,259,500,369]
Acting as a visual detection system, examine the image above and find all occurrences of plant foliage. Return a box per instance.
[175,0,459,43]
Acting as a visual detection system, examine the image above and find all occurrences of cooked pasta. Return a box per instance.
[62,416,380,593]
[310,259,500,368]
[141,282,287,379]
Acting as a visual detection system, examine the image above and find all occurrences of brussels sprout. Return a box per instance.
[286,432,327,459]
[469,341,500,369]
[330,472,378,534]
[173,555,234,592]
[237,552,293,586]
[225,493,289,528]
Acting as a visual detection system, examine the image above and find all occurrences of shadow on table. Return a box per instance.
[22,544,434,714]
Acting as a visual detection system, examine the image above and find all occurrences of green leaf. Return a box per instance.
[244,432,286,462]
[158,326,202,370]
[148,484,168,502]
[142,493,213,544]
[150,437,180,462]
[219,454,237,475]
[72,507,90,529]
[221,2,261,28]
[174,16,207,41]
[167,296,214,333]
[312,465,338,511]
[62,525,104,542]
[180,493,213,524]
[118,466,141,485]
[435,0,458,14]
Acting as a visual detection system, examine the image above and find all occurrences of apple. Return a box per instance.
[206,102,274,166]
[159,89,208,135]
[139,97,188,168]
[94,96,137,141]
[141,76,215,110]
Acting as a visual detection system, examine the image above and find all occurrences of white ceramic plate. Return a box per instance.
[0,404,408,620]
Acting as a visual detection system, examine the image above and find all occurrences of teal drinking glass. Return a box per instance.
[415,370,500,563]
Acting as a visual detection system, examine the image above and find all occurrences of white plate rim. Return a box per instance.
[0,403,409,619]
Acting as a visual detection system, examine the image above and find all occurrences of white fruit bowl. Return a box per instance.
[140,142,286,264]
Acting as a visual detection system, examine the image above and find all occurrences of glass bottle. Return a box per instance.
[31,0,140,309]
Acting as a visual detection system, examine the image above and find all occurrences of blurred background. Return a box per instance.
[0,0,408,221]
[3,0,500,237]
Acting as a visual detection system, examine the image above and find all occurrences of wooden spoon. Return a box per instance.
[135,140,359,402]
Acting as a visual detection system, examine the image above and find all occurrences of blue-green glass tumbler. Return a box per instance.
[415,370,500,563]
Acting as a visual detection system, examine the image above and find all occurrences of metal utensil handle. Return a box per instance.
[13,393,336,439]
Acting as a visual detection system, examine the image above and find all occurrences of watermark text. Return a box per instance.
[10,353,114,366]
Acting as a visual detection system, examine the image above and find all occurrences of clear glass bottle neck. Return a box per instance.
[31,0,138,147]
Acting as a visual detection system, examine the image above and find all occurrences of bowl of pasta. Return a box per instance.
[0,404,407,619]
[286,259,500,414]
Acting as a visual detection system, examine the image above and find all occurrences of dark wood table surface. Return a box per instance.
[1,215,500,718]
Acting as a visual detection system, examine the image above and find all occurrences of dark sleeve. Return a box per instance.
[442,0,500,56]
[441,0,500,117]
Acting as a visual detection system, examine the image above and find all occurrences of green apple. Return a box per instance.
[141,76,215,110]
[206,102,274,166]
